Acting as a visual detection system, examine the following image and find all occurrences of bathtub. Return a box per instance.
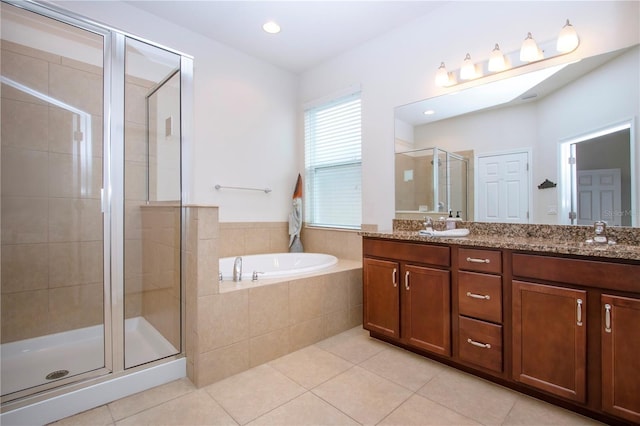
[219,252,338,281]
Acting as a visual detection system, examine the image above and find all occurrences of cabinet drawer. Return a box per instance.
[458,271,502,323]
[458,248,502,274]
[512,253,640,292]
[458,316,503,373]
[363,238,450,267]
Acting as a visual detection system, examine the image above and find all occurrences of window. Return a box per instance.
[304,92,361,229]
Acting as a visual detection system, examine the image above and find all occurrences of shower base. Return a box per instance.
[1,316,178,396]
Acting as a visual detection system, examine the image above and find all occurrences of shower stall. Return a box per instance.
[1,1,191,423]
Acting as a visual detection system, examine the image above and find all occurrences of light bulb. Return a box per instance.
[488,44,507,72]
[520,32,543,62]
[557,19,579,53]
[459,53,476,80]
[435,62,450,87]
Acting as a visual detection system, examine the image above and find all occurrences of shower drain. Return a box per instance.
[45,370,69,380]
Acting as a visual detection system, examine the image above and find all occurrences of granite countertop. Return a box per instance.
[360,221,640,262]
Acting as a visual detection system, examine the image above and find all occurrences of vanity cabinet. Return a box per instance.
[363,238,451,356]
[362,235,640,424]
[601,294,640,423]
[512,280,587,403]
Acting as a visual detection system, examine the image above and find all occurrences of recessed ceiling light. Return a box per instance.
[262,21,281,34]
[423,110,435,115]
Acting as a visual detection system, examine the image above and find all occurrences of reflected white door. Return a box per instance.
[477,152,529,223]
[577,169,621,226]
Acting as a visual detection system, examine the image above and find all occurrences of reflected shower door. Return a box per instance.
[1,2,106,396]
[124,37,181,368]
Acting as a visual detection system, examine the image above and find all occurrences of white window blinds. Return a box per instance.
[304,92,362,229]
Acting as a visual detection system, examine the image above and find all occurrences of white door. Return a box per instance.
[477,152,529,223]
[576,169,622,226]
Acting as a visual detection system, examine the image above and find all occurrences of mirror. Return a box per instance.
[394,44,639,226]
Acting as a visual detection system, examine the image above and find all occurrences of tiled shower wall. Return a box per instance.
[1,40,104,343]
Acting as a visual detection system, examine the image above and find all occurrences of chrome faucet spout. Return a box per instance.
[233,256,242,281]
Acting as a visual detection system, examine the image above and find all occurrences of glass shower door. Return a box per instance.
[1,2,107,397]
[123,37,182,368]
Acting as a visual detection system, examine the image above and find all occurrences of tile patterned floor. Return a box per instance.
[51,327,603,425]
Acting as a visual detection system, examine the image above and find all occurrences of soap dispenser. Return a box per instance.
[446,211,457,230]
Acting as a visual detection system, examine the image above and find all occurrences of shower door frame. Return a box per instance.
[1,0,192,406]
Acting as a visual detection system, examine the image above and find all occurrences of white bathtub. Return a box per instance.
[219,252,338,281]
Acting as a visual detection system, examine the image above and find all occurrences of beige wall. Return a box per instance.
[1,40,104,343]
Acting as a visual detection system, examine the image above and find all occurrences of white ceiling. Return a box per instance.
[125,1,445,74]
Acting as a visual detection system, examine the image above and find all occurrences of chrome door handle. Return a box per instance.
[577,299,583,326]
[467,338,491,349]
[466,292,490,300]
[392,268,397,287]
[405,271,410,290]
[604,303,612,333]
[466,257,490,264]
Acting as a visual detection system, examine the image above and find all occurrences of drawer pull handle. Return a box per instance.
[466,257,490,264]
[405,271,410,290]
[577,298,583,326]
[604,303,612,333]
[392,268,397,288]
[466,292,490,300]
[467,338,491,349]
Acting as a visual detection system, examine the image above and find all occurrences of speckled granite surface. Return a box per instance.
[359,220,640,261]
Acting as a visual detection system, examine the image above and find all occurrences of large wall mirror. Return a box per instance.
[394,44,639,226]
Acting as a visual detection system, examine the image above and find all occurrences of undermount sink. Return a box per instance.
[418,228,470,237]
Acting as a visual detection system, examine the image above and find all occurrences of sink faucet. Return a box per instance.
[233,256,242,281]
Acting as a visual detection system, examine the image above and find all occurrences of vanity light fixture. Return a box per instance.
[459,53,477,80]
[488,44,508,72]
[557,19,579,53]
[520,32,544,62]
[435,19,579,88]
[262,21,281,34]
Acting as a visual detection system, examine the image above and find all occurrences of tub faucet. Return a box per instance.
[233,256,242,281]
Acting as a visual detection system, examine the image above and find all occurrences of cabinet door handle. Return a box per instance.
[604,303,612,333]
[466,257,490,264]
[577,298,583,326]
[392,268,397,287]
[405,271,410,290]
[467,338,491,349]
[466,291,490,300]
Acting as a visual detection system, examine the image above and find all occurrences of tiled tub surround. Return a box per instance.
[378,219,640,260]
[184,206,363,388]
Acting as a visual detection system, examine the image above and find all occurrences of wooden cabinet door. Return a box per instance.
[402,264,451,356]
[512,281,587,402]
[601,294,640,423]
[363,258,400,339]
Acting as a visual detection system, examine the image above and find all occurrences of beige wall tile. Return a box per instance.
[249,328,290,367]
[1,146,49,197]
[349,305,363,329]
[125,83,150,125]
[289,317,326,352]
[48,198,102,242]
[249,282,289,337]
[347,269,363,307]
[1,243,49,293]
[197,341,249,387]
[48,152,102,199]
[124,160,148,201]
[325,309,351,338]
[142,288,181,350]
[48,282,104,332]
[196,238,218,296]
[323,273,349,315]
[243,228,271,255]
[48,241,103,287]
[49,62,103,116]
[1,197,48,244]
[197,208,218,240]
[48,106,102,157]
[1,49,50,102]
[289,276,325,325]
[1,98,48,151]
[1,289,49,343]
[198,291,248,352]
